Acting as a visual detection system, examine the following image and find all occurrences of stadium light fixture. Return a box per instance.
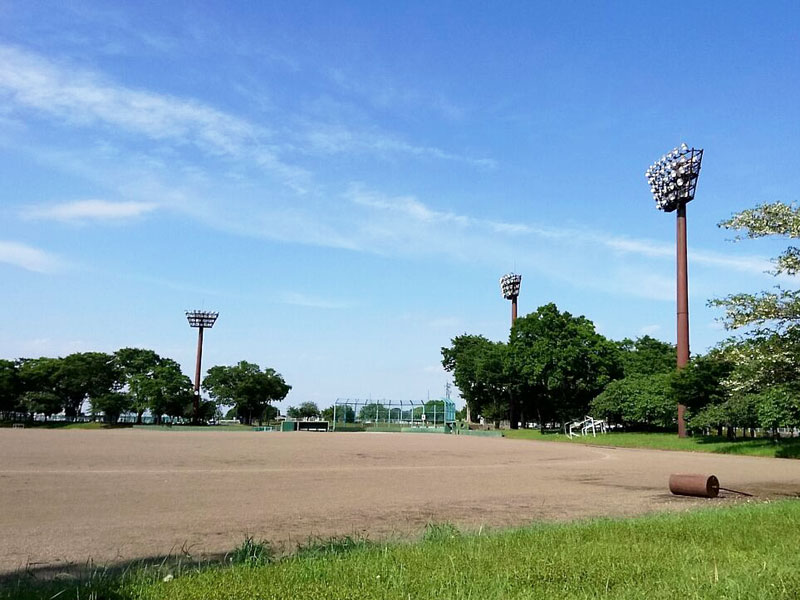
[645,143,703,438]
[500,273,522,326]
[185,310,219,422]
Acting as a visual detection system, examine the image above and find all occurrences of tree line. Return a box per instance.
[0,348,290,425]
[443,201,800,437]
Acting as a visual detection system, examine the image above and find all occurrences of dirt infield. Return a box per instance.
[1,429,799,575]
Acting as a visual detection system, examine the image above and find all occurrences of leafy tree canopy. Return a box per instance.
[203,361,290,425]
[510,303,621,425]
[616,336,675,377]
[710,202,800,333]
[287,401,320,419]
[591,373,674,430]
[442,335,509,422]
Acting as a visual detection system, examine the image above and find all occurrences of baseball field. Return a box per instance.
[2,428,800,577]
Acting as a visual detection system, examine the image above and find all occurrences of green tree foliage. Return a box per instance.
[287,401,320,419]
[510,303,622,428]
[114,348,164,424]
[616,336,676,377]
[326,404,355,423]
[203,361,291,425]
[357,402,387,422]
[91,391,132,424]
[591,373,674,430]
[17,357,63,417]
[128,358,193,423]
[670,353,732,413]
[0,359,23,417]
[704,201,800,436]
[441,335,510,424]
[755,385,800,435]
[21,391,63,420]
[56,352,121,417]
[710,202,800,332]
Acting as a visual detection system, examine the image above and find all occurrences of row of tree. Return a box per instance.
[0,349,291,425]
[443,201,800,437]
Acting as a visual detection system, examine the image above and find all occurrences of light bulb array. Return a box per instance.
[499,273,522,299]
[185,310,219,328]
[645,143,703,212]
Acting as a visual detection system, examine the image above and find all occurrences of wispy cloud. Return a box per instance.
[0,45,256,155]
[279,292,352,309]
[486,220,772,276]
[0,44,492,186]
[24,199,157,222]
[296,121,495,168]
[0,241,63,273]
[347,184,469,226]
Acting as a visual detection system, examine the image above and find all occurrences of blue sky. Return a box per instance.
[1,2,798,410]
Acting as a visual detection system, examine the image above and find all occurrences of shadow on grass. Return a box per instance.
[0,533,379,598]
[0,549,231,600]
[694,435,800,458]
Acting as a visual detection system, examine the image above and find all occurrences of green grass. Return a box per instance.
[4,501,800,599]
[0,421,133,429]
[133,424,257,432]
[503,430,800,458]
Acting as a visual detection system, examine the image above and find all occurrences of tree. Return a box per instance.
[91,391,132,424]
[17,357,63,418]
[325,404,355,423]
[287,402,320,420]
[357,402,388,422]
[616,336,676,377]
[710,202,800,334]
[510,303,621,429]
[203,361,291,425]
[114,348,165,424]
[705,202,800,435]
[142,360,194,423]
[21,390,62,420]
[0,359,22,418]
[591,373,674,430]
[442,335,510,424]
[669,352,733,435]
[57,352,121,418]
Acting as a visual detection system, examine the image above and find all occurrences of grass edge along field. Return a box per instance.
[503,429,800,459]
[4,500,800,600]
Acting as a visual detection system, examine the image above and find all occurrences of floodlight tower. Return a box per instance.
[645,143,703,438]
[185,310,219,421]
[500,273,522,326]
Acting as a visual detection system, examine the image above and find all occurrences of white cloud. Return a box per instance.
[279,292,351,309]
[0,44,492,185]
[24,199,157,222]
[0,241,63,273]
[0,45,256,156]
[347,184,469,226]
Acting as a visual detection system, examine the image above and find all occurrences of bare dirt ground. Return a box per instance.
[1,429,799,576]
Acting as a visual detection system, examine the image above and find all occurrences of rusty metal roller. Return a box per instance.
[669,473,720,498]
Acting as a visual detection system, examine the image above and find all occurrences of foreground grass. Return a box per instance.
[503,430,800,458]
[4,501,800,599]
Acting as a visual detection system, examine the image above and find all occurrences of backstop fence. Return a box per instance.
[332,398,456,431]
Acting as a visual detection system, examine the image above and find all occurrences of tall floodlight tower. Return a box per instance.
[500,273,522,326]
[645,143,703,438]
[185,310,219,421]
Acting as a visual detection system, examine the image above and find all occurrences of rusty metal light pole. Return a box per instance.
[500,273,522,326]
[646,143,703,438]
[185,310,219,422]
